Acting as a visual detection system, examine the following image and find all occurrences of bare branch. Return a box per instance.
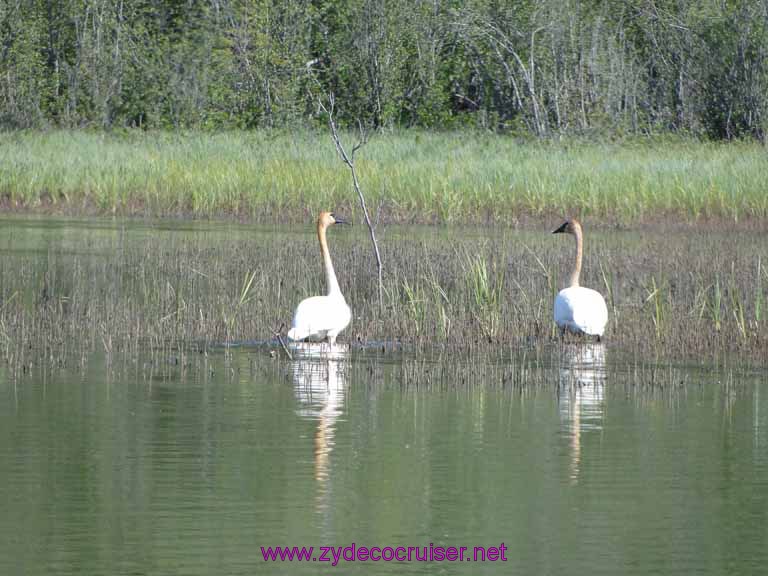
[312,85,384,310]
[271,323,293,360]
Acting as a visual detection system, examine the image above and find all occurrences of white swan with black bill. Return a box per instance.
[552,218,608,340]
[287,211,351,346]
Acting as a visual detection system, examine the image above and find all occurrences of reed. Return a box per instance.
[755,257,763,326]
[710,275,723,332]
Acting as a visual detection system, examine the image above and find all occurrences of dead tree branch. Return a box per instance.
[316,93,384,310]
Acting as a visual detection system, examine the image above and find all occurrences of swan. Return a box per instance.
[287,211,352,346]
[552,218,608,340]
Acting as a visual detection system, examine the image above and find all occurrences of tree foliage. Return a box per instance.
[2,0,766,139]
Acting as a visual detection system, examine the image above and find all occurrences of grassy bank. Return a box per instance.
[1,131,767,224]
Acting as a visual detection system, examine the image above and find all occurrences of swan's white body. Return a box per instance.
[288,295,351,343]
[554,286,608,336]
[553,219,608,339]
[287,212,351,346]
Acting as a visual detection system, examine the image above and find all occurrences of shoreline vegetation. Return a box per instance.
[1,130,767,227]
[1,215,766,378]
[3,1,767,144]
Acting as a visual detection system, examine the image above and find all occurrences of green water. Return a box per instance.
[1,345,767,575]
[0,217,767,575]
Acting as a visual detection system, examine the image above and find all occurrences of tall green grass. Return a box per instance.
[1,130,767,223]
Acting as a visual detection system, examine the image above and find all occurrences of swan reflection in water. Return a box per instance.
[557,342,606,484]
[289,343,349,513]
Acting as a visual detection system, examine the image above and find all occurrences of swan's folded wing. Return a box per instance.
[555,287,608,336]
[571,289,608,336]
[554,291,575,327]
[288,296,350,341]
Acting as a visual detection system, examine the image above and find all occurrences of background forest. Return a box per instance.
[2,0,767,139]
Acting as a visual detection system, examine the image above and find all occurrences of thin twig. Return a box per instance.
[374,200,383,230]
[314,89,384,310]
[272,323,293,360]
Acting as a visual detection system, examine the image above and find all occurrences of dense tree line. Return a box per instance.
[1,0,767,139]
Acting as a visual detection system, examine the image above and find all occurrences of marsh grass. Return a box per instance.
[755,257,763,325]
[644,275,667,340]
[0,219,766,381]
[463,250,505,339]
[1,131,768,224]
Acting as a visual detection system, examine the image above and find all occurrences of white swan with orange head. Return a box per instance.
[552,218,608,339]
[287,211,352,346]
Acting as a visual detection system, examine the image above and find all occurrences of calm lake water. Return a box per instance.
[1,217,767,575]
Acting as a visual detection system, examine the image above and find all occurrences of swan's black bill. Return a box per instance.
[552,221,568,234]
[331,214,350,225]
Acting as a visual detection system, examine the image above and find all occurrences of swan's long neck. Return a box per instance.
[318,222,342,297]
[569,224,583,288]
